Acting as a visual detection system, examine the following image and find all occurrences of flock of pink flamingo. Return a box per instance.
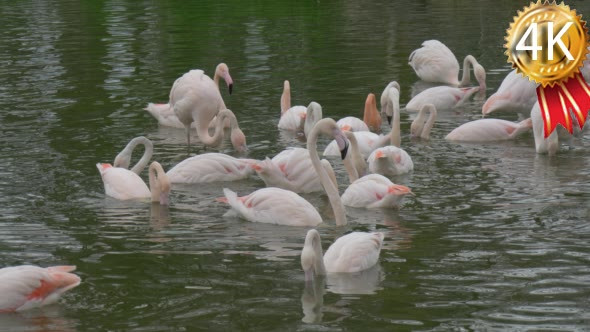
[3,39,589,313]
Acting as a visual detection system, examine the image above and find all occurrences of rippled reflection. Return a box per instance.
[0,306,77,332]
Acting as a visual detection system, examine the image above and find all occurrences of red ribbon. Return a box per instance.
[537,73,590,137]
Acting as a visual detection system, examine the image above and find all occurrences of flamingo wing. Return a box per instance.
[409,40,460,85]
[167,153,254,183]
[323,232,384,273]
[0,265,80,312]
[97,164,150,200]
[221,187,322,226]
[278,106,307,131]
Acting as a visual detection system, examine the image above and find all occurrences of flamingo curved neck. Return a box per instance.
[422,105,437,139]
[148,162,170,204]
[213,68,221,90]
[460,55,476,86]
[307,119,347,226]
[304,103,323,138]
[310,232,326,276]
[116,137,153,175]
[196,109,239,147]
[281,81,291,115]
[343,132,366,183]
[390,89,401,147]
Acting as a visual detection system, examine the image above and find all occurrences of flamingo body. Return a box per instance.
[367,146,414,176]
[341,174,411,209]
[406,86,479,112]
[97,162,170,204]
[221,187,322,226]
[97,164,151,200]
[254,148,323,193]
[166,153,256,184]
[145,103,186,128]
[337,117,370,132]
[170,69,225,129]
[408,40,460,85]
[324,232,385,273]
[324,131,383,158]
[145,103,228,129]
[278,106,307,131]
[445,118,532,142]
[0,265,80,312]
[482,70,537,115]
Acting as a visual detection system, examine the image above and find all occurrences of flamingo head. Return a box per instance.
[251,158,275,175]
[149,161,171,206]
[216,63,233,95]
[388,184,414,197]
[231,127,247,153]
[113,152,131,169]
[374,149,386,159]
[332,128,349,160]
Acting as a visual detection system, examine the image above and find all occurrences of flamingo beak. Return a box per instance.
[224,72,234,95]
[387,116,392,125]
[333,129,349,160]
[340,141,349,160]
[388,184,414,196]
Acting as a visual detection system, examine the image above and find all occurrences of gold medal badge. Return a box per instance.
[505,1,590,137]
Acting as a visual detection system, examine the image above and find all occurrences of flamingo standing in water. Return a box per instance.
[301,229,384,281]
[0,265,80,312]
[146,63,246,151]
[408,40,486,89]
[219,118,350,226]
[145,63,233,129]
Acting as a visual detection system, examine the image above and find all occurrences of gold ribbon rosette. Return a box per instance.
[505,1,590,137]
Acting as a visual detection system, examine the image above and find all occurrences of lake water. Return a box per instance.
[1,0,590,330]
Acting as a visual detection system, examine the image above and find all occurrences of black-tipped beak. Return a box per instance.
[340,141,349,160]
[228,84,233,95]
[387,115,392,125]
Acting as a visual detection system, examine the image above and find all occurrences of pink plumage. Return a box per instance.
[0,265,80,312]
